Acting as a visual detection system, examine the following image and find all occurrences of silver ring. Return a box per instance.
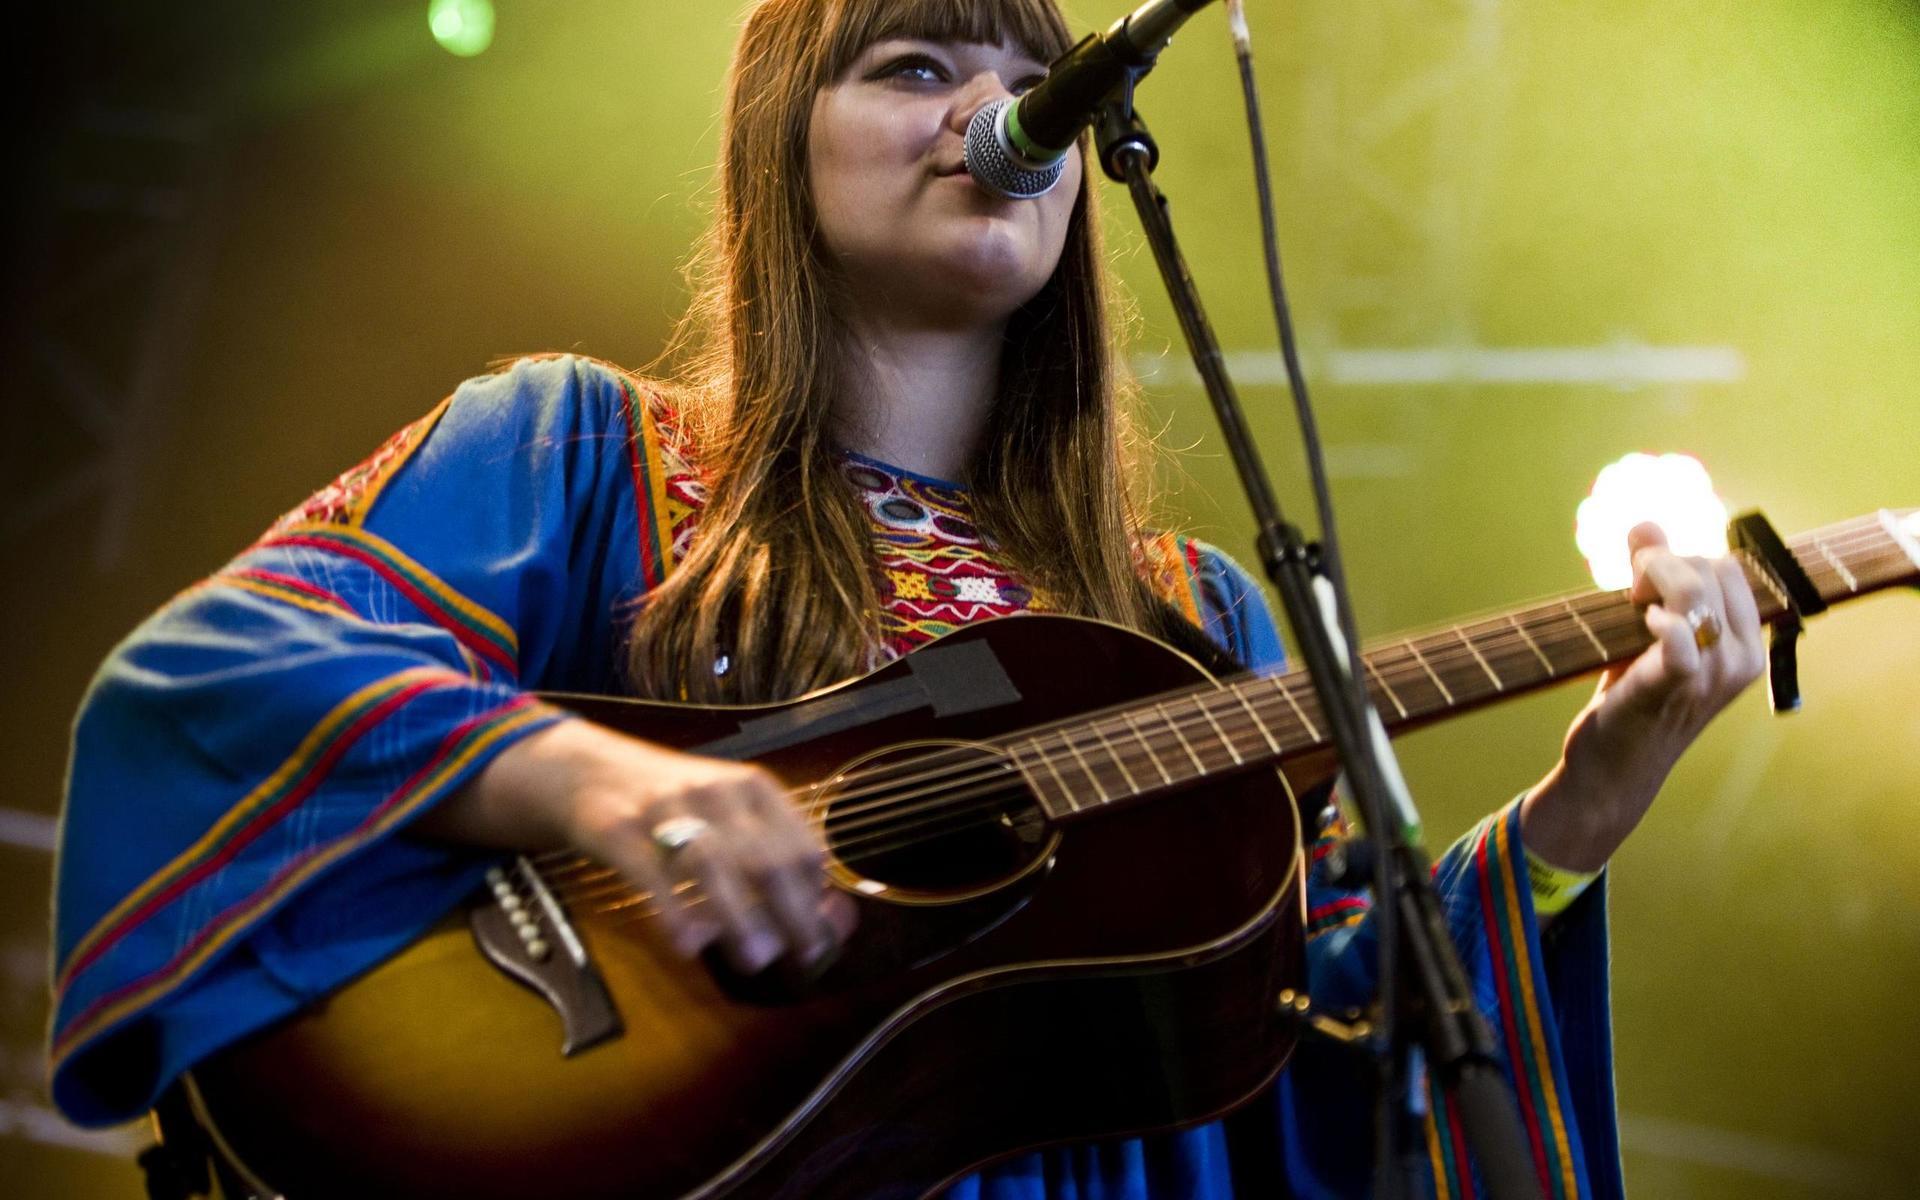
[1684,605,1722,650]
[650,815,712,856]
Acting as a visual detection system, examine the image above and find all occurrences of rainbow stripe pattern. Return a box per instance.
[1415,802,1599,1199]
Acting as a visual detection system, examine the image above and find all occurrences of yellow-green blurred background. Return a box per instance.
[3,1,1916,1196]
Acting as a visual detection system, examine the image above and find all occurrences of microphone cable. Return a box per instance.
[1219,0,1406,1189]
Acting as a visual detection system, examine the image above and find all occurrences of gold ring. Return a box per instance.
[1685,606,1722,650]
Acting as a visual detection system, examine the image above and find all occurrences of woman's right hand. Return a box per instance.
[424,717,857,975]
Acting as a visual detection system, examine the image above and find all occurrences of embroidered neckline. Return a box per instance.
[839,448,968,492]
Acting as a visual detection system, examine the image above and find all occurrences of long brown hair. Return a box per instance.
[628,0,1169,703]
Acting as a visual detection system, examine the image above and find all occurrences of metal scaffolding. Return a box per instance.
[8,106,223,571]
[1292,0,1741,390]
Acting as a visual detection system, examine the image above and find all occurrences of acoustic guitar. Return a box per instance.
[183,509,1918,1199]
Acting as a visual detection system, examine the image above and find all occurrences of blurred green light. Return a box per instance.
[429,0,495,57]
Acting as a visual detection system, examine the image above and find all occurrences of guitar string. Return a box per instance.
[823,538,1898,869]
[691,535,1850,843]
[542,528,1905,897]
[537,581,1646,866]
[753,517,1901,828]
[536,518,1897,869]
[537,591,1650,887]
[539,524,1903,901]
[554,562,1907,910]
[546,576,1822,902]
[543,532,1904,904]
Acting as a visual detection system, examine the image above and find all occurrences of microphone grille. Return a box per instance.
[964,101,1066,200]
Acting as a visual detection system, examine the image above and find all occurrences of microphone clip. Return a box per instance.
[1093,79,1160,183]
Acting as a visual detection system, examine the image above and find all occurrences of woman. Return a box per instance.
[49,0,1762,1195]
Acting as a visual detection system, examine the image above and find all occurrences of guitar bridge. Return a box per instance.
[469,855,623,1056]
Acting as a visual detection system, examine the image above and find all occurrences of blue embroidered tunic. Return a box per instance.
[52,355,1622,1198]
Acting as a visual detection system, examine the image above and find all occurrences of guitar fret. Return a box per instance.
[1228,684,1284,754]
[1365,656,1408,719]
[1088,718,1142,794]
[1738,548,1791,617]
[1029,737,1084,812]
[1272,676,1321,742]
[1194,694,1245,765]
[1563,600,1608,658]
[1456,627,1504,691]
[1122,710,1175,785]
[1059,732,1112,806]
[1156,700,1208,774]
[1407,640,1453,705]
[1814,537,1859,592]
[967,513,1912,838]
[1508,613,1554,673]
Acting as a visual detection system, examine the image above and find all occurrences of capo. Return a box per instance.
[1729,511,1823,713]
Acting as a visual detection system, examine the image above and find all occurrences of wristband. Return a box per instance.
[1524,845,1600,918]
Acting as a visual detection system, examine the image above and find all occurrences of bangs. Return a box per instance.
[821,0,1072,80]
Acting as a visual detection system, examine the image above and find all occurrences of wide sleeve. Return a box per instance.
[48,354,659,1126]
[1189,543,1623,1200]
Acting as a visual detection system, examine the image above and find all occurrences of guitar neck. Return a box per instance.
[1011,509,1920,820]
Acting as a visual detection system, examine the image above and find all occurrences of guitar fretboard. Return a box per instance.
[1008,509,1919,820]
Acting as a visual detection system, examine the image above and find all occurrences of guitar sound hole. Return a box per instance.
[821,743,1051,895]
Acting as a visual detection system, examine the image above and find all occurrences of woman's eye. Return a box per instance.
[1011,74,1047,97]
[875,54,948,84]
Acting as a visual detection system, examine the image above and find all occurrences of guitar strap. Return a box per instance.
[139,1085,219,1199]
[1146,595,1252,680]
[146,1080,280,1200]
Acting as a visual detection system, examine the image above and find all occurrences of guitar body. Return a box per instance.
[188,616,1315,1199]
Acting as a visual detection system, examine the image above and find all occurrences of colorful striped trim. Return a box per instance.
[54,666,465,998]
[1420,1090,1443,1198]
[1424,1069,1477,1200]
[347,396,449,527]
[1444,1080,1478,1199]
[211,568,359,621]
[1307,911,1367,941]
[258,399,450,536]
[52,695,554,1067]
[1422,1100,1452,1200]
[1134,532,1205,627]
[212,559,485,685]
[616,374,675,589]
[1307,896,1370,940]
[1477,811,1581,1199]
[259,523,518,678]
[1166,535,1205,626]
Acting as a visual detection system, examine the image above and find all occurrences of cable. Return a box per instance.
[1222,2,1405,1191]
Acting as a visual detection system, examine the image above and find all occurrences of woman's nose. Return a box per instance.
[945,70,1017,137]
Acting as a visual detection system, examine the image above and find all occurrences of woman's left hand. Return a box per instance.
[1520,522,1768,872]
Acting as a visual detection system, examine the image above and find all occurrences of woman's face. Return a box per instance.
[808,36,1082,331]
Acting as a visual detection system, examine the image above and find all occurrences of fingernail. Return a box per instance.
[740,927,782,973]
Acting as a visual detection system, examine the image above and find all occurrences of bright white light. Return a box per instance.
[1575,453,1730,589]
[428,0,495,57]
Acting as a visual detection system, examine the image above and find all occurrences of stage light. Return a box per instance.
[1574,453,1730,590]
[429,0,495,58]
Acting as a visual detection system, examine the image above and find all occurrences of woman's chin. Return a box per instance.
[930,221,1055,308]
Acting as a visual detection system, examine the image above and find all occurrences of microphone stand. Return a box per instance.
[1091,94,1544,1200]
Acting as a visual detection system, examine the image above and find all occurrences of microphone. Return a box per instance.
[964,0,1218,199]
